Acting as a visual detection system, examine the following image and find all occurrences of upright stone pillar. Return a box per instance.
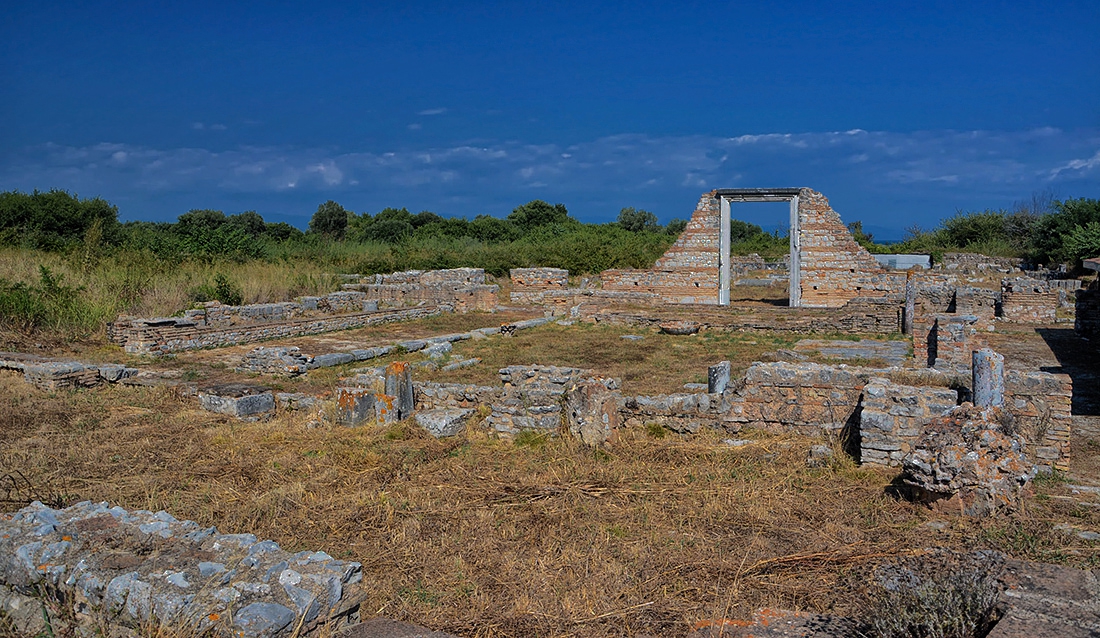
[708,360,731,394]
[384,361,415,420]
[903,270,915,335]
[972,348,1005,408]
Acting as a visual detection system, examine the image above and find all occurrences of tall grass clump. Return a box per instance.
[0,265,108,337]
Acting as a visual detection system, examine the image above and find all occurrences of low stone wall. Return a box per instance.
[0,501,363,637]
[859,378,959,466]
[913,314,988,370]
[723,362,874,434]
[1001,278,1059,323]
[341,268,498,312]
[1005,370,1072,472]
[940,252,1022,273]
[0,353,138,391]
[110,306,443,355]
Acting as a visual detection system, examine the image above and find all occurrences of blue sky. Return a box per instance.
[2,1,1098,239]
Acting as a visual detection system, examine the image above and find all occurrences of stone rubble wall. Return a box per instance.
[939,252,1023,273]
[722,362,875,434]
[1076,287,1100,338]
[858,378,959,466]
[917,314,989,371]
[408,359,1070,473]
[0,501,363,638]
[109,305,443,355]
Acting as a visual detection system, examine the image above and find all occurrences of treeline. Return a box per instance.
[887,199,1100,266]
[0,190,686,276]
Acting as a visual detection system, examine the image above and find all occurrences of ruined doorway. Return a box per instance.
[716,188,802,307]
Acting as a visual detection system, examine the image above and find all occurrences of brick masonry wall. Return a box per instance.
[796,189,904,308]
[1001,278,1059,323]
[599,191,723,304]
[1005,370,1072,472]
[598,188,905,308]
[590,299,900,334]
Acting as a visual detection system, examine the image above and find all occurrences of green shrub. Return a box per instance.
[857,555,1002,638]
[0,266,104,336]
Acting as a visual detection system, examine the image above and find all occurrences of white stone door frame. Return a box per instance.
[715,188,803,308]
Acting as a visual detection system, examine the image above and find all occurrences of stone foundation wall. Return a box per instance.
[110,306,443,355]
[1,353,138,391]
[912,314,989,370]
[1001,278,1059,323]
[1005,370,1072,472]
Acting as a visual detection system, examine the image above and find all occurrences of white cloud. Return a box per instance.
[418,108,447,116]
[2,128,1098,228]
[1049,149,1100,178]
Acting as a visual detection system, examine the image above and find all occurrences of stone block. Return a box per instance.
[335,387,376,426]
[384,362,415,421]
[414,408,473,437]
[198,384,275,418]
[313,352,355,368]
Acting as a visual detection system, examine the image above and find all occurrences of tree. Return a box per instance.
[616,207,660,232]
[507,200,570,231]
[411,211,443,228]
[469,215,520,242]
[730,219,764,243]
[1031,198,1100,265]
[226,211,266,238]
[309,200,350,239]
[847,220,876,250]
[0,189,120,250]
[666,218,688,235]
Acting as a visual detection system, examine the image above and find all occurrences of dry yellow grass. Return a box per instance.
[2,369,1096,637]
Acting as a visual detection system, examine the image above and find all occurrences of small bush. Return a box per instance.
[188,273,243,306]
[857,554,1003,638]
